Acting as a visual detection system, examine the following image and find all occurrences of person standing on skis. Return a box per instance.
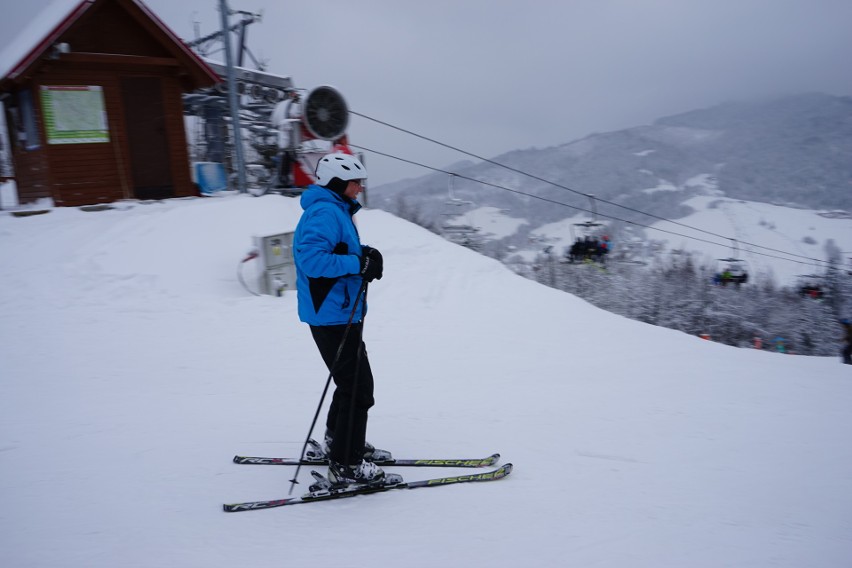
[293,152,391,485]
[840,318,852,365]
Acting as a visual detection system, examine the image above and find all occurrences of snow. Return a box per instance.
[650,195,852,284]
[0,179,20,208]
[683,173,722,195]
[0,0,81,80]
[641,173,716,195]
[1,194,851,567]
[444,205,527,240]
[640,179,680,194]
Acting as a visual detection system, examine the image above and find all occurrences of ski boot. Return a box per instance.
[327,459,386,486]
[364,442,393,463]
[305,464,403,500]
[303,438,326,463]
[322,429,394,463]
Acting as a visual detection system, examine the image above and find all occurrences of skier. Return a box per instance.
[293,152,390,486]
[840,318,852,365]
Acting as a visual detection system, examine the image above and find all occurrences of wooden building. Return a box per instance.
[0,0,220,206]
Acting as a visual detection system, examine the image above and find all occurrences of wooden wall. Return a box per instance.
[10,67,196,207]
[6,0,201,207]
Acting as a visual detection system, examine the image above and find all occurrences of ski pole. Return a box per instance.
[288,279,369,495]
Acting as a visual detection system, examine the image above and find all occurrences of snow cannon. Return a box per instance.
[271,85,354,188]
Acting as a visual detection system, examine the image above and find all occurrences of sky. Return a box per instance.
[1,192,850,566]
[2,0,852,186]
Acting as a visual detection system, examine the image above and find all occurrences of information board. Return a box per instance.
[39,85,109,144]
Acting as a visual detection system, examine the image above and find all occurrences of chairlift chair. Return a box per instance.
[712,239,750,287]
[796,273,826,300]
[713,257,749,287]
[566,195,609,265]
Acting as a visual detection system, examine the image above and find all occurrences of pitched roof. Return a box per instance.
[0,0,84,81]
[0,0,219,90]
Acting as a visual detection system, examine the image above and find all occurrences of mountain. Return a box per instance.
[369,93,852,276]
[1,194,850,567]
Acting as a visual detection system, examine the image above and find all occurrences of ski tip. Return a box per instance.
[232,455,244,464]
[224,498,295,512]
[484,463,512,480]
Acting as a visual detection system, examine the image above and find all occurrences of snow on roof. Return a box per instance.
[0,0,87,82]
[0,0,219,87]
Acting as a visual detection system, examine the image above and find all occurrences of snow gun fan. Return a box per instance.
[276,85,355,192]
[302,85,349,141]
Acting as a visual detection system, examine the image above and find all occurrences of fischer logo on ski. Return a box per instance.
[425,469,507,485]
[411,458,498,467]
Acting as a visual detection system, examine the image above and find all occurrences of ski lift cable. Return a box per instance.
[349,111,833,268]
[350,142,816,267]
[351,144,607,219]
[350,143,824,268]
[350,110,724,234]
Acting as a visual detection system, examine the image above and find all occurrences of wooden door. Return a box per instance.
[120,77,173,200]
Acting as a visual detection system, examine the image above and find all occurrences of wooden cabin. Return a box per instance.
[0,0,220,206]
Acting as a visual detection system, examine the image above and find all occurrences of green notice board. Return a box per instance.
[40,85,109,144]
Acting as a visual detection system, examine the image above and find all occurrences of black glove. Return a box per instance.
[359,246,383,282]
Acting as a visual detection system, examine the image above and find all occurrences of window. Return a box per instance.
[17,89,41,151]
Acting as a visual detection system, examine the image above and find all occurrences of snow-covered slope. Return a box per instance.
[1,195,850,567]
[646,195,851,284]
[521,194,852,284]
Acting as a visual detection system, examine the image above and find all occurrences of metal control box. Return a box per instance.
[254,231,296,295]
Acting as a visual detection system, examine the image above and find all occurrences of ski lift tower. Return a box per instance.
[216,0,249,192]
[185,6,357,198]
[181,2,273,193]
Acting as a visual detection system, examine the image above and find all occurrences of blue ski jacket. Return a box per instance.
[294,185,367,325]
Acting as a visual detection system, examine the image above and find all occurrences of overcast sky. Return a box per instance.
[2,0,852,187]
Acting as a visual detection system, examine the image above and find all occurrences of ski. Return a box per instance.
[233,453,501,468]
[223,463,512,512]
[233,439,500,468]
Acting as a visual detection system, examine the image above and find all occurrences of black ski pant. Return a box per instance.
[842,342,852,365]
[310,323,375,466]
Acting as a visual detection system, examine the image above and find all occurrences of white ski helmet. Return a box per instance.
[315,153,367,186]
